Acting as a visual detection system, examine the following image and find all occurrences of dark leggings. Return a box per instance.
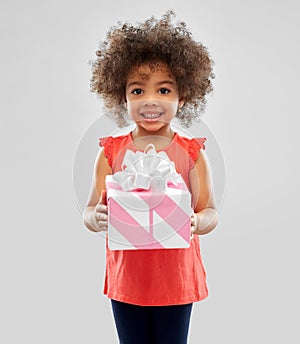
[111,299,193,344]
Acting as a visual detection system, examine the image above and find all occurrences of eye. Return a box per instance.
[159,88,170,95]
[131,88,143,95]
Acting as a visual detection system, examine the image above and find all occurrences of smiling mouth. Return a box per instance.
[141,112,163,119]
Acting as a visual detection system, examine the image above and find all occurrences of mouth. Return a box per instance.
[140,112,163,121]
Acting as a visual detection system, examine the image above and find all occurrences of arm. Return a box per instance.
[83,149,112,232]
[189,149,218,235]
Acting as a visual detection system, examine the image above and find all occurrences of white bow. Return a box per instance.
[112,144,180,192]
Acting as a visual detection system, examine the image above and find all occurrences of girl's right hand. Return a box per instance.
[92,191,108,232]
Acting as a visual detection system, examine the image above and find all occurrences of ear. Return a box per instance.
[123,100,127,109]
[122,90,127,109]
[178,98,185,108]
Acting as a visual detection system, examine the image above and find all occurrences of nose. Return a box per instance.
[142,98,159,106]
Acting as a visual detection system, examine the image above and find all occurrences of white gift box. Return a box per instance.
[105,145,193,250]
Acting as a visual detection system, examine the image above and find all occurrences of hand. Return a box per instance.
[190,209,218,236]
[190,213,199,238]
[93,190,108,232]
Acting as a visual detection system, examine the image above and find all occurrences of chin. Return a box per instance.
[142,123,166,132]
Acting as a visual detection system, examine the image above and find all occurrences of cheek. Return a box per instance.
[126,101,139,118]
[164,100,178,116]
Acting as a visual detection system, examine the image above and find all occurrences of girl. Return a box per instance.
[83,11,218,344]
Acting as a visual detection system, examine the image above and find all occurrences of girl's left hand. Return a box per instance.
[190,213,199,239]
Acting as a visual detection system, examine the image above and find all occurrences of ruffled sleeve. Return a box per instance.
[99,136,114,167]
[189,137,206,165]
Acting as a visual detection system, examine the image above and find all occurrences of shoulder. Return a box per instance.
[99,133,131,148]
[99,133,132,168]
[174,133,206,163]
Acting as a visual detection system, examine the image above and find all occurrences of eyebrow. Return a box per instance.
[126,80,175,88]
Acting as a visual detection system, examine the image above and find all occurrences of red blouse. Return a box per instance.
[99,132,208,306]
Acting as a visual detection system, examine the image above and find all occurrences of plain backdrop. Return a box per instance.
[3,0,300,343]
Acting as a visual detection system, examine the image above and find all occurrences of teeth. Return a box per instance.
[142,113,161,119]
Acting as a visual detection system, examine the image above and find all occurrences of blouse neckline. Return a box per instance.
[128,131,178,152]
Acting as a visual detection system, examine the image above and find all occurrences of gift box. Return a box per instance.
[106,145,193,250]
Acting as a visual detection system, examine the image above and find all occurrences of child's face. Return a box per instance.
[125,63,184,133]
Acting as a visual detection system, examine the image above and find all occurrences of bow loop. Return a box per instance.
[112,144,180,192]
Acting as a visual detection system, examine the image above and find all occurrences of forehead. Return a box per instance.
[126,62,174,82]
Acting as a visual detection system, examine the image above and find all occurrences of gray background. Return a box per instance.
[3,0,299,343]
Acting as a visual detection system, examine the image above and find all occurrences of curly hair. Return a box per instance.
[89,10,215,127]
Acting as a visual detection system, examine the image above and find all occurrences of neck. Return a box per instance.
[131,124,175,151]
[132,124,174,140]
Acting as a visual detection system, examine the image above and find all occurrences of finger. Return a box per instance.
[97,221,108,231]
[97,213,108,221]
[192,213,199,229]
[190,214,195,226]
[96,227,108,232]
[96,204,108,213]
